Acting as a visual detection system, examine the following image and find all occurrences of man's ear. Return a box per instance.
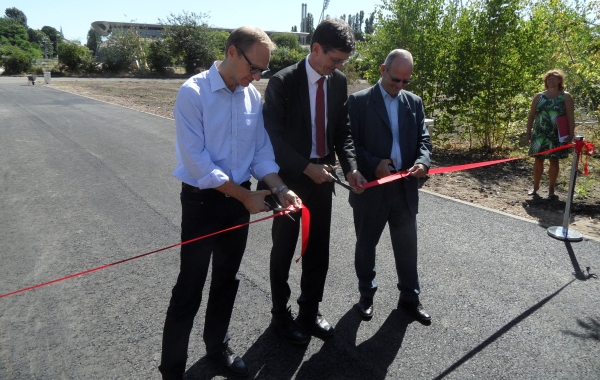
[312,42,321,55]
[226,45,237,59]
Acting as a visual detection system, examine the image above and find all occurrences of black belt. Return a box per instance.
[309,154,333,165]
[182,181,251,196]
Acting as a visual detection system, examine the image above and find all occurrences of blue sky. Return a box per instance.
[14,1,383,43]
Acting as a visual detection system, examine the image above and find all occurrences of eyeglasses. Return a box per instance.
[326,52,350,66]
[237,47,270,75]
[388,72,412,85]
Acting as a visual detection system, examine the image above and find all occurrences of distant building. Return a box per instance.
[91,21,308,40]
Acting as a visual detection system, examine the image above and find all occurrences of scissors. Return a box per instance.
[264,193,295,221]
[325,164,356,191]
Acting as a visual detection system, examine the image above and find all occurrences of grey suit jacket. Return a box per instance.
[348,85,432,215]
[262,59,357,183]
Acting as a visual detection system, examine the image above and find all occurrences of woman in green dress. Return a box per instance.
[526,69,575,199]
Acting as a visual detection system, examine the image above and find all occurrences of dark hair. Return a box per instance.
[225,26,276,55]
[310,19,355,53]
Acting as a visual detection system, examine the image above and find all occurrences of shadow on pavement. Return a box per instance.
[433,279,577,380]
[295,307,412,379]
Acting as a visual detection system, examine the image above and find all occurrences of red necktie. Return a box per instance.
[316,76,326,158]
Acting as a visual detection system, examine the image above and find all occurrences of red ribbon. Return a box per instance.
[0,205,305,299]
[296,205,311,263]
[362,143,582,189]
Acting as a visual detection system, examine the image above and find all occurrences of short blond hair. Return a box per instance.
[225,26,276,54]
[543,69,566,91]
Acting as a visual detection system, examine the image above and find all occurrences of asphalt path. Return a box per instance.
[1,77,599,379]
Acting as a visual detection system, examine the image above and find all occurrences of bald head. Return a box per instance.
[380,49,414,97]
[384,49,414,70]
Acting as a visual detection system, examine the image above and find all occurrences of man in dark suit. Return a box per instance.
[348,49,432,324]
[261,19,366,344]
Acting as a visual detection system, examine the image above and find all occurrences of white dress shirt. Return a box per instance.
[173,61,279,189]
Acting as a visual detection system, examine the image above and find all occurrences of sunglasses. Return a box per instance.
[237,47,270,75]
[388,73,412,85]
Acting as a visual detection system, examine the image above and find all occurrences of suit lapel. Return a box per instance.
[297,60,312,135]
[371,85,391,131]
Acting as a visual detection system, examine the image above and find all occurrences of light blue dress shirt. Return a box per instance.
[378,81,402,170]
[173,62,279,189]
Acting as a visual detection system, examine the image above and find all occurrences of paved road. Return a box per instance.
[1,77,599,379]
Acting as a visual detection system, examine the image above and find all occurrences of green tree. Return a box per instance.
[41,26,60,57]
[160,11,222,74]
[364,11,376,35]
[99,27,145,73]
[27,28,53,57]
[305,13,315,44]
[86,28,101,55]
[0,17,29,48]
[4,7,27,27]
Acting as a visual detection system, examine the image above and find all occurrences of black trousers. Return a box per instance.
[265,175,334,317]
[159,184,250,379]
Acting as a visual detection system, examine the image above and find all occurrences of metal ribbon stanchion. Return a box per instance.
[547,135,585,242]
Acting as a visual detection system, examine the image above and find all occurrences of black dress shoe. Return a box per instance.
[208,344,248,377]
[398,298,432,325]
[296,312,335,338]
[356,296,374,318]
[272,307,311,345]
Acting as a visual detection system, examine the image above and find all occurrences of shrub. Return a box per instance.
[147,39,171,74]
[0,44,33,74]
[268,46,307,75]
[270,33,300,50]
[58,39,96,74]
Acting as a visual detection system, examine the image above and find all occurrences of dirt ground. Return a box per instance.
[49,78,600,239]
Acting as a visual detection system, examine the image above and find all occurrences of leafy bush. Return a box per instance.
[58,39,95,73]
[270,33,299,50]
[268,46,308,75]
[147,39,171,74]
[0,44,33,74]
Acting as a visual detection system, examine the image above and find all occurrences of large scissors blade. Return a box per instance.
[326,165,355,191]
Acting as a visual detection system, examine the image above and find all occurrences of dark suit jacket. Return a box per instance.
[348,85,432,215]
[262,59,357,183]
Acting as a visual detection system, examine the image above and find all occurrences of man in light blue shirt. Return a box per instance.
[159,26,301,380]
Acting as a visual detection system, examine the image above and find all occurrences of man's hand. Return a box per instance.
[407,163,428,178]
[304,163,334,184]
[242,190,273,214]
[273,188,302,209]
[374,159,395,179]
[346,170,367,194]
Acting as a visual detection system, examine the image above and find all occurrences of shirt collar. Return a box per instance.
[208,61,244,94]
[378,80,399,100]
[306,55,327,85]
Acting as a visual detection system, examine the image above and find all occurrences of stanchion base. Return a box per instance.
[547,226,583,242]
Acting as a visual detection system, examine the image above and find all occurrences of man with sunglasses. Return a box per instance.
[260,19,366,344]
[159,26,301,379]
[348,49,432,325]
